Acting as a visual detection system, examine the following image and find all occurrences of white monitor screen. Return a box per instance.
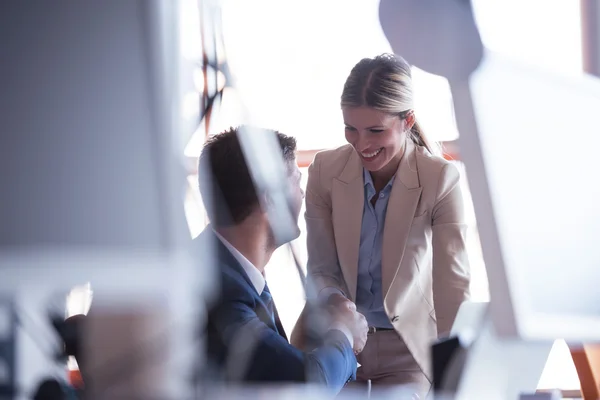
[468,52,600,341]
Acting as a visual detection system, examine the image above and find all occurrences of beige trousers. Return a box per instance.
[346,330,431,399]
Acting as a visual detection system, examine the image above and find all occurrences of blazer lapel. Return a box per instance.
[382,142,422,299]
[203,228,287,337]
[332,151,364,301]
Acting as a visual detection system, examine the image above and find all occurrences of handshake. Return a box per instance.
[290,293,368,355]
[326,293,369,355]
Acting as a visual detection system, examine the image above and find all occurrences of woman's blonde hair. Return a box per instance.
[341,53,438,155]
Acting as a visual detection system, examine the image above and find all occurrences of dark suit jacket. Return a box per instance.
[197,228,356,392]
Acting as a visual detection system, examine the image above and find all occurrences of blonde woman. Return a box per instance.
[305,53,470,394]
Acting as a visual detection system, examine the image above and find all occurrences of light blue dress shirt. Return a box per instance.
[355,169,395,328]
[318,169,395,328]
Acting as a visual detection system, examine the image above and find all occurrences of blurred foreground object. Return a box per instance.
[381,0,600,398]
[379,0,483,80]
[0,0,201,397]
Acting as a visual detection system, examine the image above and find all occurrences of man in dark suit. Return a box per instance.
[196,126,367,393]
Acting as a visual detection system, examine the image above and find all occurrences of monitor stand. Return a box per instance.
[438,302,555,400]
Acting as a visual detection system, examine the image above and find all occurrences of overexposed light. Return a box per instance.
[184,175,206,238]
[193,68,205,94]
[193,68,227,94]
[216,70,226,92]
[221,0,381,149]
[218,0,460,148]
[412,67,458,142]
[184,119,206,158]
[179,0,202,60]
[182,91,200,120]
[183,87,247,157]
[66,283,93,317]
[472,0,582,75]
[537,340,580,390]
[67,356,79,371]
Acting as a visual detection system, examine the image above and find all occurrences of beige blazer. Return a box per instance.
[305,141,470,379]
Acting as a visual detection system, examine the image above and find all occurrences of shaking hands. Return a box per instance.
[327,293,368,355]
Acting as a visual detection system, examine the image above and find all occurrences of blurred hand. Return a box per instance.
[347,310,368,355]
[326,292,355,312]
[327,296,368,355]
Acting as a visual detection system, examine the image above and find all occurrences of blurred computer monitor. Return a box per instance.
[378,2,599,398]
[463,52,600,342]
[0,1,204,397]
[0,0,192,292]
[380,0,600,344]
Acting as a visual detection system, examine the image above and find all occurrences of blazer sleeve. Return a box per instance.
[210,293,356,392]
[431,163,471,336]
[304,153,350,297]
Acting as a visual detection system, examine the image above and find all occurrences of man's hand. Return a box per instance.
[326,292,355,311]
[326,294,368,354]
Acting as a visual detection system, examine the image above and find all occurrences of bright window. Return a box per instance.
[472,0,582,75]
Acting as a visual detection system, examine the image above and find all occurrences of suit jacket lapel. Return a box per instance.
[211,229,258,292]
[332,150,364,301]
[201,228,287,339]
[382,142,422,299]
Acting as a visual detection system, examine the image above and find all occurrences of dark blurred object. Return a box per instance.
[33,379,65,400]
[52,313,87,393]
[33,377,81,400]
[33,378,69,400]
[51,313,86,369]
[0,297,17,398]
[432,335,468,393]
[55,314,86,366]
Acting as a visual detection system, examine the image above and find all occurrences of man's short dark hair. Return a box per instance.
[198,126,297,227]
